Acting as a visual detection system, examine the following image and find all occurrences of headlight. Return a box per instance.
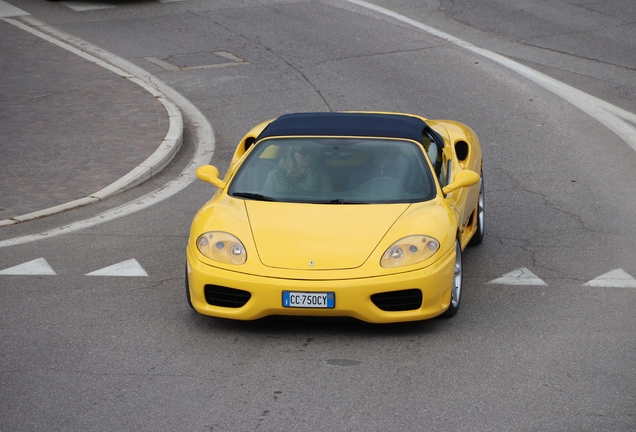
[196,232,247,265]
[381,235,440,268]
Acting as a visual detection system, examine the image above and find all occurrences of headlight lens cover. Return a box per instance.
[381,235,440,268]
[196,232,247,265]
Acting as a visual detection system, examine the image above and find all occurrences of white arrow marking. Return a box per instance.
[85,259,148,277]
[488,267,547,286]
[0,258,56,275]
[583,269,636,288]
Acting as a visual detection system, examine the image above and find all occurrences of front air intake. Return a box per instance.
[204,285,251,308]
[371,289,422,311]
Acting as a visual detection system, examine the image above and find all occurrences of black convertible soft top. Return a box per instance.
[256,112,441,147]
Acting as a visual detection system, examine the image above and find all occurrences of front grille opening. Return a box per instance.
[204,285,251,308]
[371,289,422,312]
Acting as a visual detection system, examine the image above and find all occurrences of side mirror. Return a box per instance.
[442,170,480,195]
[196,165,227,189]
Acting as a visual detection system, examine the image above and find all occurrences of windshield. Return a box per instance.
[228,138,436,204]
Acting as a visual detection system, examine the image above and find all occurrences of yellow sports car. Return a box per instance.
[186,112,483,323]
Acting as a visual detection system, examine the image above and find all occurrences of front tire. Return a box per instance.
[468,173,484,246]
[185,265,194,310]
[440,240,462,318]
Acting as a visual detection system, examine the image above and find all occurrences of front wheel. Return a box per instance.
[440,240,462,318]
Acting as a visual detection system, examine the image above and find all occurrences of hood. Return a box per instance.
[245,201,410,270]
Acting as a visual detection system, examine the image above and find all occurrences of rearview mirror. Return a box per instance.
[442,170,480,195]
[196,165,227,189]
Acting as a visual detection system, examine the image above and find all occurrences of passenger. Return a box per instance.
[263,145,333,192]
[347,145,420,192]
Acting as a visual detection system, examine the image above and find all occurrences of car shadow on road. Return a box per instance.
[186,312,450,337]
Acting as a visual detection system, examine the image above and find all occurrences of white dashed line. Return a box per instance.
[0,257,632,285]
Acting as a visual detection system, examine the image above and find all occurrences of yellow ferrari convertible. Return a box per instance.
[186,112,483,323]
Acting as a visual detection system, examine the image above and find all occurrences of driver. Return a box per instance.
[263,145,333,193]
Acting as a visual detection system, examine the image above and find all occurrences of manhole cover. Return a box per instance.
[145,51,248,71]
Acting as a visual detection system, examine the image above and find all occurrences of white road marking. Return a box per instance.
[344,0,636,152]
[0,0,28,17]
[85,259,148,277]
[583,269,636,288]
[488,268,547,286]
[0,258,56,275]
[0,17,214,248]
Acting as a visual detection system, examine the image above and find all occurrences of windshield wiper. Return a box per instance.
[233,192,279,202]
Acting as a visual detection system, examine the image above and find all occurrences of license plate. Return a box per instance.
[282,291,335,308]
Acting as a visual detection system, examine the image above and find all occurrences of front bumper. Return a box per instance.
[186,245,456,324]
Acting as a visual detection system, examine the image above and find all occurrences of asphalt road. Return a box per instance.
[1,0,635,430]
